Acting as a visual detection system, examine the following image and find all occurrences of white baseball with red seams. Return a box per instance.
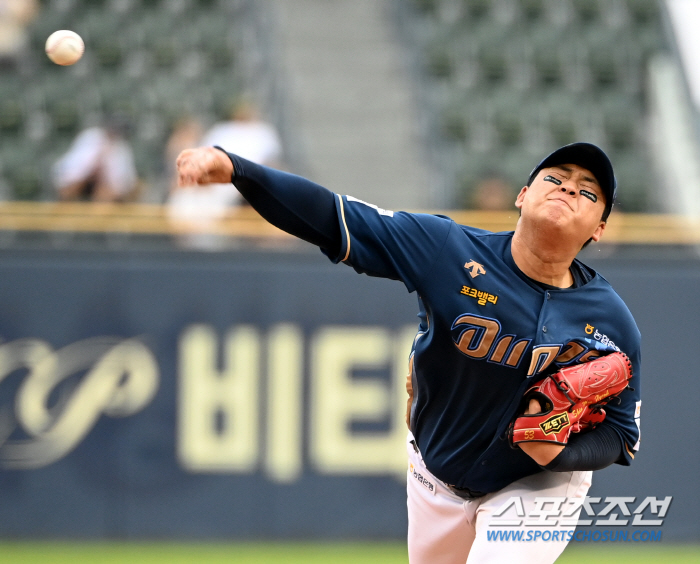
[45,30,84,66]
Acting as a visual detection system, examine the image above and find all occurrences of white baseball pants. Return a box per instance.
[406,433,592,564]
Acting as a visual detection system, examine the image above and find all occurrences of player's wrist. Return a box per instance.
[213,146,236,182]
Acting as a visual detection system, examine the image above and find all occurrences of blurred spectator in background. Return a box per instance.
[52,116,139,202]
[164,115,204,192]
[200,98,282,168]
[167,97,282,249]
[0,0,38,70]
[469,174,514,211]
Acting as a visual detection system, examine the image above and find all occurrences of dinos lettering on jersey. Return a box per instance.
[451,314,609,376]
[451,314,530,368]
[527,340,603,376]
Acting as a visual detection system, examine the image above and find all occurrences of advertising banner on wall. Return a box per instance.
[0,249,417,539]
[0,247,697,541]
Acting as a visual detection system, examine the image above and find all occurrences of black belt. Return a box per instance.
[411,439,487,500]
[445,484,487,500]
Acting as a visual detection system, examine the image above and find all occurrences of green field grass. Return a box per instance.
[0,542,405,564]
[0,542,699,564]
[559,544,700,564]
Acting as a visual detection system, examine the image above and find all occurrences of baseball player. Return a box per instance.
[176,142,641,564]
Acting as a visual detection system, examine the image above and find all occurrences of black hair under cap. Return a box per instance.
[527,142,617,221]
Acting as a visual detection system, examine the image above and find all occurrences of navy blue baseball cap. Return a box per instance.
[527,143,617,221]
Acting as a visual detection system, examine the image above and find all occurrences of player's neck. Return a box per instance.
[510,230,575,288]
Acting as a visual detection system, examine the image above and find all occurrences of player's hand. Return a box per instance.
[525,398,542,415]
[176,147,233,186]
[517,397,564,465]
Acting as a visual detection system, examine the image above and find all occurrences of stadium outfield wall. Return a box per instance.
[0,245,696,541]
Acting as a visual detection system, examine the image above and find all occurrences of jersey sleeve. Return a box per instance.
[323,194,453,293]
[545,422,623,472]
[598,320,642,466]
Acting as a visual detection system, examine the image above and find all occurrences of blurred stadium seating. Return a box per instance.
[0,0,681,216]
[0,0,256,202]
[395,0,670,211]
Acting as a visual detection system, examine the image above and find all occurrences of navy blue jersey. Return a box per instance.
[325,195,642,493]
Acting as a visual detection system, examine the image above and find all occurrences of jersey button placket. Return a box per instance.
[535,290,551,344]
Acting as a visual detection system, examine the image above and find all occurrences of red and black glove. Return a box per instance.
[509,351,633,446]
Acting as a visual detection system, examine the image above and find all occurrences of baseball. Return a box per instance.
[45,30,84,66]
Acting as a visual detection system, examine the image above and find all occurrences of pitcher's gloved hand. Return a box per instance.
[509,351,633,446]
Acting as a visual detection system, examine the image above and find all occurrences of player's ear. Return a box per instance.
[590,220,606,243]
[514,186,528,209]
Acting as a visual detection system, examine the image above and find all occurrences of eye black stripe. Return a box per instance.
[543,175,562,185]
[580,189,598,203]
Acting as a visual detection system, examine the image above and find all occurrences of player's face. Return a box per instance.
[514,164,607,246]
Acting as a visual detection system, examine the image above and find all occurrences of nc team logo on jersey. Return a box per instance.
[464,260,485,278]
[539,412,570,435]
[584,324,620,352]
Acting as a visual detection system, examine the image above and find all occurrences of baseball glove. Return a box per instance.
[509,351,633,446]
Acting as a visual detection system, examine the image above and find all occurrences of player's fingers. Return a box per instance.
[526,398,543,415]
[195,151,216,186]
[176,147,231,187]
[176,148,208,187]
[175,149,194,186]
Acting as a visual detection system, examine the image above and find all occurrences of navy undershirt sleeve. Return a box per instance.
[544,423,623,472]
[216,148,342,255]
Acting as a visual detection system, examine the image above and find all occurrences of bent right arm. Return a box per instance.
[176,146,341,255]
